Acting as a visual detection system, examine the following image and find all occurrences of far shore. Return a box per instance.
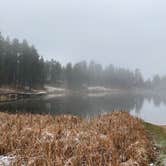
[0,85,165,103]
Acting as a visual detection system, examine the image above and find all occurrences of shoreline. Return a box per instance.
[0,87,47,102]
[144,122,166,165]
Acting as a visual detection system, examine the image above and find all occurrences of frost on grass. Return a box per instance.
[0,155,14,166]
[0,112,156,166]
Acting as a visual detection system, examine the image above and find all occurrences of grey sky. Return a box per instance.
[0,0,166,78]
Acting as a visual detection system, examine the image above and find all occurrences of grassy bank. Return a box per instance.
[144,122,166,165]
[0,112,155,166]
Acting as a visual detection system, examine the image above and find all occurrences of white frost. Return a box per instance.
[0,155,15,166]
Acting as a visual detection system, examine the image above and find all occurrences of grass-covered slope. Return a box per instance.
[0,112,155,166]
[144,122,166,166]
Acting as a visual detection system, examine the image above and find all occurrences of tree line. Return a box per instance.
[0,33,164,90]
[0,33,45,89]
[45,61,144,89]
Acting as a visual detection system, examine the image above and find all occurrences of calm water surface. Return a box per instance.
[0,93,166,125]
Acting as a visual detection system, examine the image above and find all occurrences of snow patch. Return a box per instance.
[0,155,15,166]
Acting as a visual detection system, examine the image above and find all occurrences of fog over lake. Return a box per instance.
[1,0,166,78]
[1,93,166,125]
[0,0,166,125]
[0,0,166,165]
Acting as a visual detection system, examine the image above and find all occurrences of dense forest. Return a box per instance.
[0,33,165,90]
[0,33,45,88]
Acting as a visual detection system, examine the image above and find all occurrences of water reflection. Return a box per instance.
[0,92,166,124]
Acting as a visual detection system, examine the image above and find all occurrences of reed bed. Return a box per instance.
[0,112,155,166]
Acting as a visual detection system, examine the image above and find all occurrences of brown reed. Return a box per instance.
[0,112,155,166]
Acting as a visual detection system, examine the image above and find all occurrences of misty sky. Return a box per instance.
[0,0,166,78]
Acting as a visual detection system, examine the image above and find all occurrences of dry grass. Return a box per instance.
[0,112,155,166]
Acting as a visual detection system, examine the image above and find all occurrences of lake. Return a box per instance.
[0,92,166,125]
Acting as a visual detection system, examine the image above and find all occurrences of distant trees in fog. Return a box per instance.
[0,33,165,90]
[151,74,166,91]
[58,61,144,89]
[42,60,145,89]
